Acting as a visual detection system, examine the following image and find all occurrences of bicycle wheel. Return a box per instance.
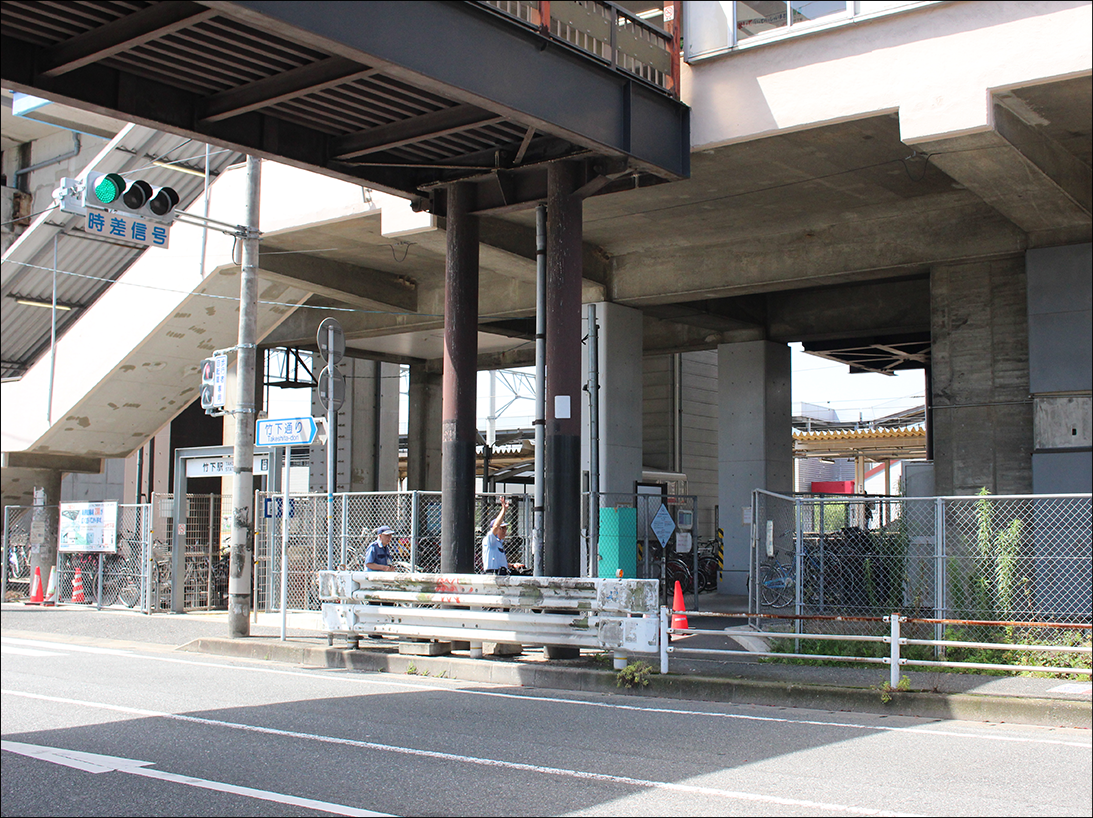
[665,559,693,597]
[698,555,719,593]
[119,581,140,608]
[759,562,793,608]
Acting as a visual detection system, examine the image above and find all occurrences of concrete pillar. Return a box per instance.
[930,256,1032,495]
[545,161,583,578]
[348,359,400,492]
[582,302,643,580]
[441,182,479,573]
[407,363,442,491]
[717,341,792,594]
[28,470,62,601]
[582,302,643,497]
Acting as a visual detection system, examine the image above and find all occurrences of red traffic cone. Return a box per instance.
[72,566,86,603]
[671,580,689,631]
[26,566,44,605]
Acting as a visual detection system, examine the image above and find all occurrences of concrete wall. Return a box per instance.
[683,1,1092,150]
[680,351,719,540]
[1027,243,1093,493]
[930,256,1033,495]
[61,457,125,503]
[1,129,110,251]
[641,349,719,540]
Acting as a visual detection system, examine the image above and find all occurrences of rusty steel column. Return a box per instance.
[441,182,479,573]
[545,161,583,578]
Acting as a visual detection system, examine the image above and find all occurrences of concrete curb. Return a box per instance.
[180,638,1092,730]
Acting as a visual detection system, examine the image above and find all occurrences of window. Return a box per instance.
[684,1,936,60]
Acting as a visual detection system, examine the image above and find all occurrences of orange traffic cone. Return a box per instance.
[26,566,44,605]
[671,580,689,631]
[72,566,85,603]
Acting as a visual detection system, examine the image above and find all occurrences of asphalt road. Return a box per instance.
[2,633,1091,817]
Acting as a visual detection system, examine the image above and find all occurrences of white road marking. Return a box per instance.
[4,636,1089,749]
[1,645,66,657]
[2,691,919,817]
[1,637,132,657]
[1,740,389,817]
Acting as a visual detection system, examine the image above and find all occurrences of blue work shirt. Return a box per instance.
[363,540,392,570]
[482,531,508,572]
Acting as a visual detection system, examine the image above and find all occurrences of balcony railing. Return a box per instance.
[479,1,681,97]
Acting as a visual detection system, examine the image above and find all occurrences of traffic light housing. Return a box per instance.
[83,171,180,222]
[199,355,225,413]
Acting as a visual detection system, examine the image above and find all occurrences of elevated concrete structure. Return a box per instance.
[2,3,1090,588]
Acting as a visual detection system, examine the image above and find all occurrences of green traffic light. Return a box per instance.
[93,173,126,204]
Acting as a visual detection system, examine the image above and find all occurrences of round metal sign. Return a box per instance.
[316,317,345,365]
[317,365,345,412]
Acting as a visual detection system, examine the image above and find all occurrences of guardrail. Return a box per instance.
[318,571,660,667]
[660,610,1092,686]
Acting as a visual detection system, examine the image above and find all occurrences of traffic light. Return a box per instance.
[83,171,180,222]
[199,355,225,412]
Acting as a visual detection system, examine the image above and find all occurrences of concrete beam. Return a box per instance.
[259,246,417,312]
[610,201,1025,306]
[907,102,1093,239]
[1,451,102,473]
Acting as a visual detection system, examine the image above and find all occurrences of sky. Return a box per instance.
[269,343,927,433]
[788,342,925,423]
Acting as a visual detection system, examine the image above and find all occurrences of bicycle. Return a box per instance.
[757,552,795,608]
[696,553,720,593]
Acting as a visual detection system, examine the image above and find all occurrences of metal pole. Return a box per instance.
[410,490,420,572]
[199,144,210,277]
[228,155,261,638]
[889,613,901,689]
[47,235,57,424]
[533,203,546,577]
[280,447,290,640]
[587,303,599,578]
[327,323,336,572]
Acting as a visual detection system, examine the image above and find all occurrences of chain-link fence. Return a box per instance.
[751,490,1092,665]
[254,491,534,613]
[2,502,149,610]
[3,495,230,614]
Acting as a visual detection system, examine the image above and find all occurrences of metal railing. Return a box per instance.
[661,609,1092,684]
[480,0,681,95]
[320,570,660,666]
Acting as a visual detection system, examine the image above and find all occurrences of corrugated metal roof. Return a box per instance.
[794,426,926,443]
[1,123,243,380]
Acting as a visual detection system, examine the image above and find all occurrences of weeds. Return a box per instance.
[616,660,652,689]
[875,675,911,703]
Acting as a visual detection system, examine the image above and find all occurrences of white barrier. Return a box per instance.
[318,571,660,665]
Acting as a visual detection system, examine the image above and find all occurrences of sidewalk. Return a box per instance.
[3,600,1089,729]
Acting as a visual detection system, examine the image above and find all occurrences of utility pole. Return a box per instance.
[228,156,261,637]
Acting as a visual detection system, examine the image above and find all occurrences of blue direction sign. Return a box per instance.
[256,416,318,447]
